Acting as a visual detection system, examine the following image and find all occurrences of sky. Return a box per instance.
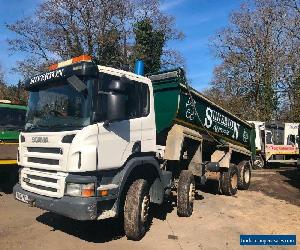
[0,0,243,90]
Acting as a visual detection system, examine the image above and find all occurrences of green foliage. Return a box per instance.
[0,81,28,105]
[132,19,165,74]
[96,29,123,69]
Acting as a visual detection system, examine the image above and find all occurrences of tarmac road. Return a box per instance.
[0,166,300,250]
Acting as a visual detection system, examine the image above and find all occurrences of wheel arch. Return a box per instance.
[231,151,252,166]
[116,156,165,215]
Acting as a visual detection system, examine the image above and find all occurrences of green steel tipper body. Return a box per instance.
[13,57,255,240]
[151,69,256,157]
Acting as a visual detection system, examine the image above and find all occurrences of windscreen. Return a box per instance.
[265,123,285,145]
[25,78,93,132]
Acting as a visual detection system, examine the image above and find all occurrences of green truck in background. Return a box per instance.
[0,101,26,190]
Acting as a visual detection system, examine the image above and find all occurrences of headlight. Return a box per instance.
[65,183,95,197]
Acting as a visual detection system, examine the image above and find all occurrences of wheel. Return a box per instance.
[124,179,150,241]
[177,170,195,217]
[220,164,238,196]
[237,161,251,190]
[253,155,264,169]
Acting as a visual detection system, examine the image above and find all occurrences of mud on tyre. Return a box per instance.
[220,164,238,196]
[237,161,251,190]
[124,179,150,241]
[177,170,195,217]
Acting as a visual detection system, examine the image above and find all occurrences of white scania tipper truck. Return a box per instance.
[14,55,256,240]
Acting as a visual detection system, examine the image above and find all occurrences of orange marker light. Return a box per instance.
[72,55,92,63]
[48,63,58,71]
[48,55,92,70]
[81,183,95,197]
[98,190,109,197]
[82,189,95,197]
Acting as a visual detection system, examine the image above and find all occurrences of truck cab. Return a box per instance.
[14,55,169,239]
[249,121,300,168]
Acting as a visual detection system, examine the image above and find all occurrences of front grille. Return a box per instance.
[21,169,67,198]
[26,182,57,192]
[24,145,63,169]
[29,168,57,174]
[27,147,62,154]
[27,174,57,183]
[28,157,59,165]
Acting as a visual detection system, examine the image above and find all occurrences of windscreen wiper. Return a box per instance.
[25,124,49,132]
[45,124,83,131]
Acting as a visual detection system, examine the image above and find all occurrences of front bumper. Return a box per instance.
[13,184,115,220]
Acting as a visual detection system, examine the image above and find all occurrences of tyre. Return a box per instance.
[220,164,238,196]
[253,155,265,169]
[124,179,150,241]
[177,170,195,217]
[237,161,251,190]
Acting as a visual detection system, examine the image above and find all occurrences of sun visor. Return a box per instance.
[24,61,98,90]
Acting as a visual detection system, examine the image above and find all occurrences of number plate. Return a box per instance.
[15,191,29,204]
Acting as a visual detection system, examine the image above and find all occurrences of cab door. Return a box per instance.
[96,74,144,170]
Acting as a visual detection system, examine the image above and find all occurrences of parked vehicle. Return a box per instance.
[249,121,299,169]
[14,55,255,240]
[0,100,26,187]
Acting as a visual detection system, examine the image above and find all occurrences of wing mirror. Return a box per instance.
[106,78,130,122]
[92,77,131,124]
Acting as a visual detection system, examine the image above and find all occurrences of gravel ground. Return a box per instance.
[0,166,299,250]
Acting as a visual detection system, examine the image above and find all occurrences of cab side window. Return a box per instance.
[96,73,150,121]
[127,82,140,119]
[141,83,150,117]
[127,81,150,119]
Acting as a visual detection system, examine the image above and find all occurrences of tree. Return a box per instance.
[132,19,165,74]
[206,0,300,122]
[276,0,300,121]
[0,64,28,104]
[0,64,8,100]
[7,0,183,78]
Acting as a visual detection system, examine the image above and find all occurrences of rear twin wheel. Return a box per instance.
[220,164,238,196]
[177,170,195,217]
[220,162,251,196]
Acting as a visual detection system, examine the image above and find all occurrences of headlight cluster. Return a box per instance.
[65,183,95,197]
